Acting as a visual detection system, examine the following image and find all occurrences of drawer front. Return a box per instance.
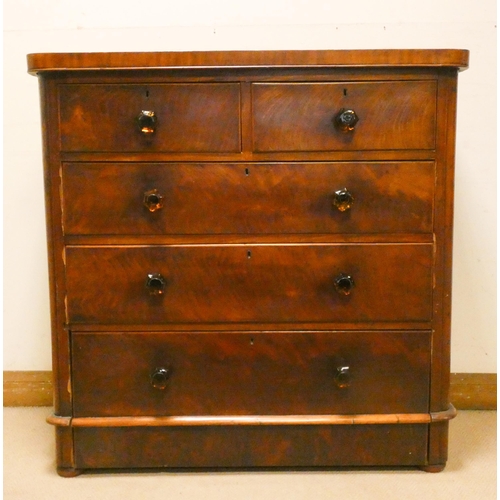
[62,161,434,235]
[74,424,429,469]
[71,331,431,417]
[252,81,436,152]
[59,83,241,152]
[65,244,433,324]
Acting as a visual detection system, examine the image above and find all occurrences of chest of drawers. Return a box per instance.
[27,49,468,476]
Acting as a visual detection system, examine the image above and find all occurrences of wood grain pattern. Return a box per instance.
[73,424,429,469]
[65,244,433,324]
[28,49,468,474]
[252,81,437,152]
[424,70,460,468]
[68,414,434,427]
[59,83,241,152]
[27,49,469,74]
[61,162,435,236]
[46,404,457,428]
[7,373,492,409]
[71,331,431,417]
[38,77,73,417]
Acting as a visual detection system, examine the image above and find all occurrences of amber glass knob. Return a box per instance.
[144,189,164,212]
[333,188,354,212]
[335,109,359,132]
[146,273,166,295]
[151,368,170,390]
[334,273,355,296]
[334,366,351,388]
[138,110,157,134]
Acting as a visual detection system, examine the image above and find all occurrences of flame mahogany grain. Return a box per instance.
[28,49,468,475]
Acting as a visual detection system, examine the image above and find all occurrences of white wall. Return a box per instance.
[3,0,496,372]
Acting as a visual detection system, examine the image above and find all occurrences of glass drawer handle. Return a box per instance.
[333,188,354,212]
[144,189,164,212]
[138,110,157,135]
[334,366,351,388]
[151,367,170,390]
[146,273,166,296]
[334,108,359,132]
[334,273,355,296]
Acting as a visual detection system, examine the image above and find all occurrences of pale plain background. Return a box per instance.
[3,0,496,372]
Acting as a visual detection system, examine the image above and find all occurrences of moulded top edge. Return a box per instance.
[27,49,469,75]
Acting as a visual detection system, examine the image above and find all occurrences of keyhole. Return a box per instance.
[247,250,252,259]
[245,168,250,176]
[146,90,150,98]
[343,88,348,96]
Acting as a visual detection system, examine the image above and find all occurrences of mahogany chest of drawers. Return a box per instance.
[27,49,468,476]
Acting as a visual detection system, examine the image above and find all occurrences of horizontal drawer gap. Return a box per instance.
[66,323,434,332]
[65,241,434,249]
[61,159,436,164]
[64,235,434,245]
[59,151,437,163]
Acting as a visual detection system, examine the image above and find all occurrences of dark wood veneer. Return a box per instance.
[71,331,431,417]
[28,49,468,475]
[27,49,469,73]
[74,424,429,469]
[65,244,433,324]
[61,162,435,235]
[59,83,241,153]
[252,81,437,151]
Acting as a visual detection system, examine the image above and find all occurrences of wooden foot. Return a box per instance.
[419,464,446,473]
[57,467,84,477]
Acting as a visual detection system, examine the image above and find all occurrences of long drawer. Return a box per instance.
[252,81,437,152]
[71,331,431,417]
[65,244,433,324]
[61,162,435,235]
[58,83,241,152]
[74,424,429,469]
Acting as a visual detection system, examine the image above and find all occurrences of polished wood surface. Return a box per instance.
[46,404,457,427]
[29,49,466,474]
[61,162,435,235]
[252,81,436,151]
[73,424,429,469]
[65,244,433,324]
[27,49,469,73]
[71,331,430,417]
[59,83,241,152]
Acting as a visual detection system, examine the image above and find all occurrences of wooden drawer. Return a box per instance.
[71,331,431,417]
[59,83,241,152]
[252,81,436,152]
[62,161,434,235]
[74,424,429,469]
[65,244,433,324]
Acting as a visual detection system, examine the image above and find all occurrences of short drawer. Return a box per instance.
[61,161,434,235]
[65,244,433,324]
[71,330,431,417]
[59,83,241,152]
[252,81,436,152]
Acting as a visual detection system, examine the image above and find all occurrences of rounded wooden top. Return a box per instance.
[27,49,469,74]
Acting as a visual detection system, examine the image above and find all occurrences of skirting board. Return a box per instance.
[3,371,497,410]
